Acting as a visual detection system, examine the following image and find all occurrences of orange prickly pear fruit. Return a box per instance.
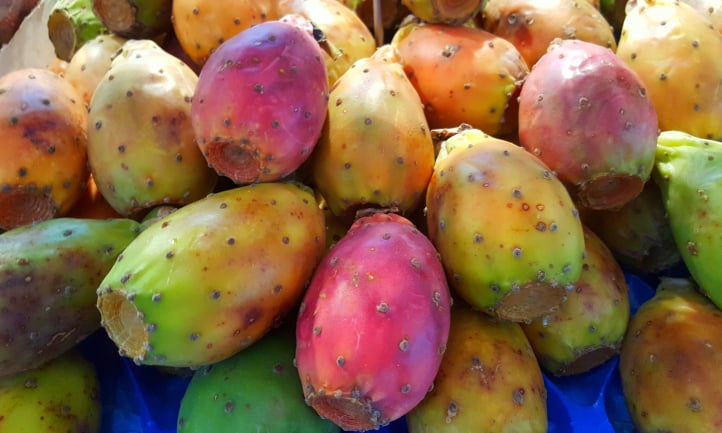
[311,44,435,218]
[0,67,89,231]
[171,0,278,67]
[426,127,585,322]
[391,19,529,136]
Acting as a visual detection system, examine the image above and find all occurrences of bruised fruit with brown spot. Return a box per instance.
[0,67,89,231]
[97,182,326,368]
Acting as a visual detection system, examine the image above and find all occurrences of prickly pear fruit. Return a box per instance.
[402,0,483,25]
[276,0,376,85]
[653,130,722,311]
[96,182,326,368]
[391,19,529,136]
[171,0,277,67]
[682,0,722,32]
[191,17,329,184]
[620,277,722,433]
[480,0,617,68]
[406,302,547,433]
[579,180,681,275]
[0,216,140,378]
[295,212,451,431]
[67,175,124,220]
[518,39,658,210]
[92,0,172,39]
[521,225,629,376]
[0,67,89,231]
[616,0,722,140]
[426,127,585,322]
[47,0,109,62]
[0,348,101,433]
[310,44,434,218]
[64,33,126,105]
[177,326,340,433]
[88,39,218,218]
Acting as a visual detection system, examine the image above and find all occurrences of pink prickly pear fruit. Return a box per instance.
[406,301,548,433]
[310,44,434,218]
[479,0,616,68]
[616,0,722,140]
[171,0,277,67]
[620,277,722,433]
[426,127,585,322]
[276,0,377,85]
[295,212,451,431]
[518,39,658,210]
[64,33,126,105]
[521,225,630,376]
[391,19,529,137]
[578,180,681,275]
[191,17,329,185]
[87,39,218,219]
[0,67,89,231]
[97,182,326,368]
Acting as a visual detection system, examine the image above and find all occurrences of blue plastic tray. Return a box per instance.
[79,272,664,433]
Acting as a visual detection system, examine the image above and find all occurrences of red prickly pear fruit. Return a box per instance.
[87,39,218,219]
[617,0,722,140]
[518,39,659,211]
[406,302,548,433]
[191,17,329,185]
[295,212,451,431]
[97,182,326,368]
[479,0,616,68]
[391,20,529,137]
[310,44,435,218]
[521,225,630,376]
[0,67,89,231]
[171,0,278,67]
[426,127,585,322]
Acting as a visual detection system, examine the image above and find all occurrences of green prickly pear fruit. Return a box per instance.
[311,44,435,218]
[96,182,326,368]
[92,0,172,39]
[521,225,630,376]
[87,38,218,219]
[0,348,101,433]
[616,0,722,140]
[653,130,722,310]
[177,326,340,433]
[47,0,110,62]
[406,301,547,433]
[0,216,140,378]
[620,277,722,433]
[64,33,126,105]
[426,127,585,322]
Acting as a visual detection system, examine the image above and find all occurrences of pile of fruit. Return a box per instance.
[1,0,722,432]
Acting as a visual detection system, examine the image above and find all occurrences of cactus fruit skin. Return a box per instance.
[191,18,329,185]
[47,0,109,62]
[518,39,658,210]
[521,225,630,376]
[402,0,483,25]
[653,131,722,311]
[177,326,340,433]
[391,20,529,137]
[295,212,451,432]
[426,128,585,322]
[406,302,547,433]
[96,182,326,368]
[578,180,681,275]
[616,0,722,140]
[310,45,435,218]
[620,277,722,433]
[171,0,277,67]
[0,349,101,433]
[64,33,126,105]
[88,39,218,218]
[92,0,172,39]
[480,0,617,68]
[0,217,140,378]
[0,67,89,231]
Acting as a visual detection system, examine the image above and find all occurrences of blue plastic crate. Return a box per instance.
[80,272,660,433]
